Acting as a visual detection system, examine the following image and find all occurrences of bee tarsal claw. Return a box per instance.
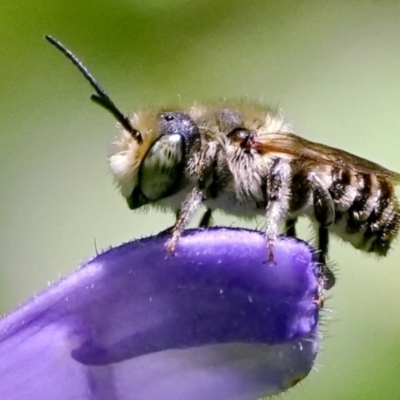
[323,268,336,290]
[314,295,325,308]
[314,275,327,308]
[165,239,177,254]
[266,237,276,264]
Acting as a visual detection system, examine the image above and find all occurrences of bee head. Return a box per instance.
[109,111,198,209]
[45,35,198,210]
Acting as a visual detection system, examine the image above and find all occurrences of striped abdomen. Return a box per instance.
[289,164,400,256]
[334,170,400,255]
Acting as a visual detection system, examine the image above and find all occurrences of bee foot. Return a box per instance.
[314,296,325,308]
[318,260,336,290]
[165,229,182,254]
[165,239,177,254]
[323,268,336,290]
[311,274,325,308]
[266,237,276,265]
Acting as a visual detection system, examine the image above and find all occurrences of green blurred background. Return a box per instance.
[1,0,400,398]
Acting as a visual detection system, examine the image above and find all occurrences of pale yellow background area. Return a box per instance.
[1,1,400,399]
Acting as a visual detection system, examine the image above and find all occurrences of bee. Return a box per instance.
[46,35,400,290]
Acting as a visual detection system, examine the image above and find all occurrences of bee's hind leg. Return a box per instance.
[316,226,336,291]
[310,174,336,290]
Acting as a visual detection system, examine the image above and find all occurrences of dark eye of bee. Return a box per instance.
[138,112,198,201]
[228,127,254,150]
[163,114,175,122]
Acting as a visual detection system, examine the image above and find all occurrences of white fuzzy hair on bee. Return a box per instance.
[46,35,400,302]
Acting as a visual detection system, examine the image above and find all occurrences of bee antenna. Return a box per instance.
[45,35,142,144]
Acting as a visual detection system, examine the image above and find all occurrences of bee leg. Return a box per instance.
[310,175,336,290]
[158,209,182,236]
[199,208,213,228]
[265,158,290,263]
[318,225,329,265]
[285,218,298,237]
[165,186,204,252]
[199,164,218,228]
[265,209,281,263]
[317,226,336,293]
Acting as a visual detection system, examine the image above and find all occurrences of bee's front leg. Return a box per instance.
[165,186,205,252]
[199,164,218,228]
[285,218,298,237]
[199,208,213,228]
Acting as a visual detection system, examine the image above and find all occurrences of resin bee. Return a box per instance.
[46,35,400,289]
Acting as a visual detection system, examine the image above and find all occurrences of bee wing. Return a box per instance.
[254,132,400,184]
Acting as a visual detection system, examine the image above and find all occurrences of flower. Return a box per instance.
[0,228,321,400]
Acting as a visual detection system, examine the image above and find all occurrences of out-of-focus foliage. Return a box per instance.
[0,1,400,399]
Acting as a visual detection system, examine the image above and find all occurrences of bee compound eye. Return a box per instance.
[139,134,184,201]
[159,112,198,140]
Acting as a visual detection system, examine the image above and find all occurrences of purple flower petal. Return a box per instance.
[0,228,321,400]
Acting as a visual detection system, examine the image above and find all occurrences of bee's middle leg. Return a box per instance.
[265,204,282,263]
[265,158,291,262]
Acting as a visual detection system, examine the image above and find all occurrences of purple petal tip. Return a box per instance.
[0,228,321,400]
